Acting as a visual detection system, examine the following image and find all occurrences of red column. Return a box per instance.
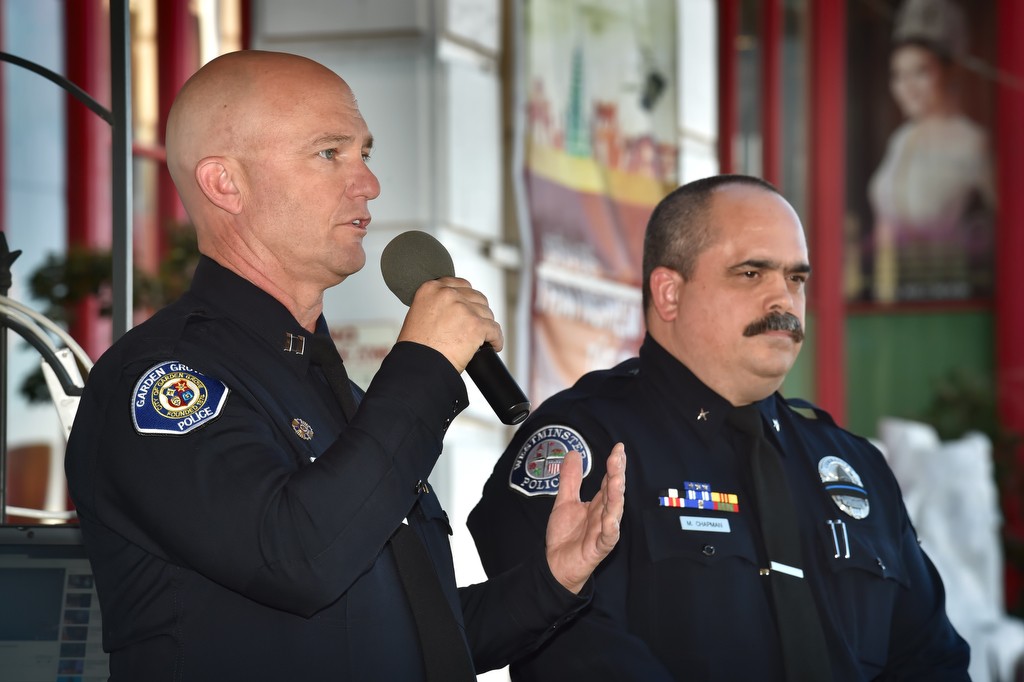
[996,0,1024,611]
[717,0,738,174]
[65,0,112,360]
[157,0,198,250]
[808,1,846,422]
[241,0,252,50]
[760,0,781,188]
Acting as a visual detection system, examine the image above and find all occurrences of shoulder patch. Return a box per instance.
[509,425,591,497]
[131,361,229,436]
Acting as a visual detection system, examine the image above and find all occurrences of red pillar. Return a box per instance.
[995,0,1024,611]
[157,0,198,248]
[760,0,781,188]
[65,0,112,360]
[717,0,738,174]
[808,1,846,422]
[241,0,252,50]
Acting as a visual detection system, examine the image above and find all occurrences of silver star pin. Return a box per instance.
[772,419,781,432]
[697,409,710,421]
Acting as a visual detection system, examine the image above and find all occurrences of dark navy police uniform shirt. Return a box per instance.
[65,257,585,681]
[469,334,970,681]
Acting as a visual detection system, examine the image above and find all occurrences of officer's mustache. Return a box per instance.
[743,311,804,343]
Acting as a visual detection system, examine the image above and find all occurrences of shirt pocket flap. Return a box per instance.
[415,485,453,535]
[817,519,909,588]
[643,507,758,568]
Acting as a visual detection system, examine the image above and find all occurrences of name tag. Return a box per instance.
[680,516,731,533]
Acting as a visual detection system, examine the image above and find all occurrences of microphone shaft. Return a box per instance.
[465,344,530,425]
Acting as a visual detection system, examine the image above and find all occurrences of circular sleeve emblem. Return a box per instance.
[132,361,229,435]
[508,425,591,497]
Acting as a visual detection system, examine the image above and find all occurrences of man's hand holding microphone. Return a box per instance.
[381,230,626,593]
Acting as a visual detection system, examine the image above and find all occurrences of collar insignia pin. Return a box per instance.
[283,333,306,355]
[772,418,780,432]
[697,408,710,421]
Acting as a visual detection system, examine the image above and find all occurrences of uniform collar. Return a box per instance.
[638,333,784,448]
[188,256,327,378]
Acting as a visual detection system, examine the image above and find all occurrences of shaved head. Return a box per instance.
[162,50,380,327]
[166,50,359,218]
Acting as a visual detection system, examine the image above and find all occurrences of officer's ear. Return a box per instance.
[649,266,684,322]
[195,156,242,215]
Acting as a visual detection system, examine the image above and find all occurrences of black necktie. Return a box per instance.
[391,524,477,681]
[728,404,832,681]
[307,335,359,421]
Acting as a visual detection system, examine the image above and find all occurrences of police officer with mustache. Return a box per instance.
[469,174,969,681]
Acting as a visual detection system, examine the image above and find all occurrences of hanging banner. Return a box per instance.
[519,0,678,404]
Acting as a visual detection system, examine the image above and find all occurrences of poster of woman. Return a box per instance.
[848,0,996,303]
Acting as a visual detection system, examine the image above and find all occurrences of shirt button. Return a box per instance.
[702,544,716,557]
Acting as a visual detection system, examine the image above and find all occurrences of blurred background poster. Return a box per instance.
[518,0,679,404]
[846,0,997,305]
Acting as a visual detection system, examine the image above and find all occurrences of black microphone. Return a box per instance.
[380,230,531,425]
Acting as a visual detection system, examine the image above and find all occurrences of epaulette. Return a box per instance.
[784,396,837,427]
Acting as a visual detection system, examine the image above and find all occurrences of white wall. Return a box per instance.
[250,8,515,679]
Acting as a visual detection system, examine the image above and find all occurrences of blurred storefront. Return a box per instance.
[2,0,1022,622]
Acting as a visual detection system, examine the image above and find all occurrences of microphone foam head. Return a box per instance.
[380,230,456,306]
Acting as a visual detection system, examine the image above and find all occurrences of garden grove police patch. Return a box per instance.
[509,425,591,497]
[131,361,229,435]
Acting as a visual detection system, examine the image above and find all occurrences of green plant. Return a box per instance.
[18,225,199,402]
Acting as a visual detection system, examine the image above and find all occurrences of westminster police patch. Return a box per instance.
[509,425,591,497]
[131,361,229,436]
